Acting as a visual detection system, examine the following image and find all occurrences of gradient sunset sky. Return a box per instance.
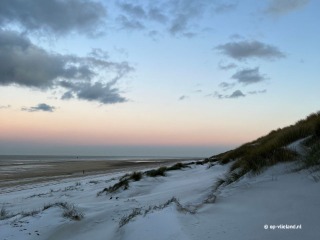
[0,0,319,157]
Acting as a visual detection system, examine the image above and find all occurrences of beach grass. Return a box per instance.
[212,111,320,186]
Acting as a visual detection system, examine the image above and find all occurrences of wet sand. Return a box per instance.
[0,159,197,189]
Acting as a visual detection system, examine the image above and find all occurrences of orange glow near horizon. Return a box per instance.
[0,106,264,147]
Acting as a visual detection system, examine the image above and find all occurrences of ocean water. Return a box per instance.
[0,155,186,165]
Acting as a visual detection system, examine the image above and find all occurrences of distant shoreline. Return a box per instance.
[0,158,201,189]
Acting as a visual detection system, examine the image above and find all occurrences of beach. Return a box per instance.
[0,156,196,189]
[1,160,319,240]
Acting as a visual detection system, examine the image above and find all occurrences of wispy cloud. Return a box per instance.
[212,90,245,99]
[248,89,267,95]
[211,88,267,100]
[115,0,237,37]
[179,95,188,100]
[0,105,11,109]
[117,15,145,30]
[216,40,285,61]
[21,103,55,113]
[266,0,310,15]
[118,2,147,19]
[219,82,236,91]
[218,62,237,70]
[213,1,238,13]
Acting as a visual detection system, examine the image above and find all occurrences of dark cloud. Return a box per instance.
[266,0,310,15]
[21,103,55,112]
[216,40,285,61]
[232,67,266,85]
[0,0,106,36]
[0,30,133,104]
[228,90,245,98]
[0,30,79,89]
[60,81,127,104]
[218,62,237,70]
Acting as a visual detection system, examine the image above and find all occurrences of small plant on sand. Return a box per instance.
[119,208,142,227]
[130,171,143,181]
[62,204,84,221]
[145,166,167,177]
[21,209,40,217]
[0,206,9,220]
[167,162,188,171]
[302,142,320,170]
[42,202,84,221]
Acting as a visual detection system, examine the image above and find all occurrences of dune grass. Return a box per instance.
[98,162,193,195]
[0,206,11,220]
[43,202,84,220]
[212,112,320,187]
[145,166,167,177]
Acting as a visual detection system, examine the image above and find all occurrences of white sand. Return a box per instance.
[0,160,319,239]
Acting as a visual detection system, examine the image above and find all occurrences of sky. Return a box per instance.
[0,0,319,157]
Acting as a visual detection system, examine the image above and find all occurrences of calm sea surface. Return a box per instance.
[0,155,188,165]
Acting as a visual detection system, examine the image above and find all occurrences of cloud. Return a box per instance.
[118,2,147,19]
[0,105,10,109]
[213,1,238,13]
[228,90,245,98]
[117,15,145,30]
[212,89,245,99]
[232,67,267,85]
[216,40,285,61]
[218,62,237,70]
[115,1,237,37]
[21,103,55,112]
[148,7,168,23]
[248,89,267,95]
[60,81,127,104]
[266,0,310,15]
[0,30,133,104]
[0,0,106,36]
[88,48,109,60]
[179,95,188,100]
[219,82,236,91]
[168,0,207,36]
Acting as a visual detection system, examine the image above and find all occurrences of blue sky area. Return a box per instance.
[0,0,319,157]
